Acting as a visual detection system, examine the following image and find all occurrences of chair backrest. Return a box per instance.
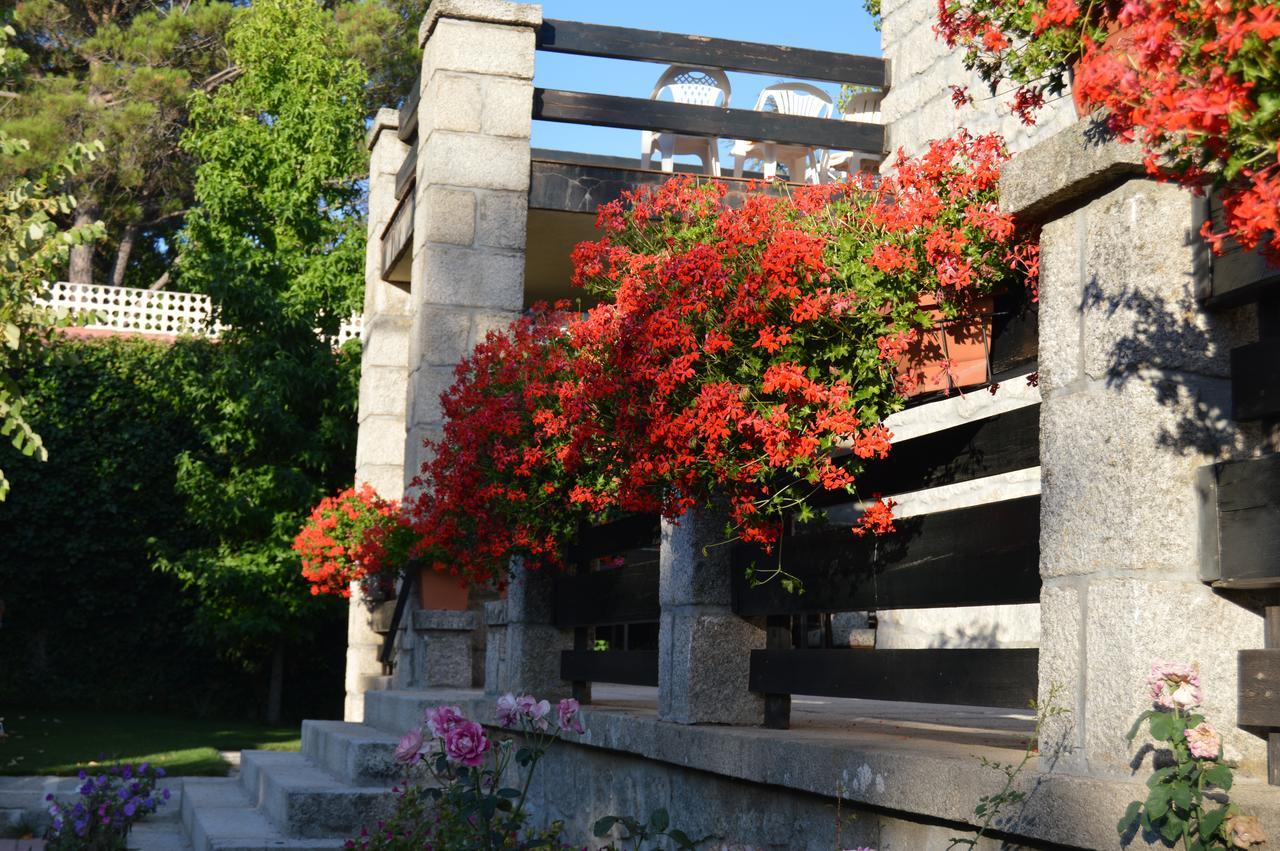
[841,89,885,124]
[649,65,732,107]
[752,82,833,120]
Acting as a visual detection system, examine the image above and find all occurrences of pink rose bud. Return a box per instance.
[557,698,586,735]
[496,693,519,728]
[394,728,425,765]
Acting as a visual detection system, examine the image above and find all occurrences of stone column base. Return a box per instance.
[412,609,478,688]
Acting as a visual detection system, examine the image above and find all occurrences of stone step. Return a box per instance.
[362,688,484,736]
[180,778,345,851]
[237,751,393,839]
[299,721,401,785]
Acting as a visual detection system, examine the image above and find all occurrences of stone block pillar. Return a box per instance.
[1001,121,1264,777]
[494,566,572,700]
[345,108,412,722]
[403,0,541,486]
[483,599,509,695]
[658,505,764,725]
[412,609,478,687]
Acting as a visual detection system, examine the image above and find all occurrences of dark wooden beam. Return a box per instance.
[1200,454,1280,588]
[536,19,887,88]
[380,187,413,285]
[1232,340,1280,421]
[533,89,885,153]
[560,649,659,687]
[732,495,1041,616]
[988,290,1039,378]
[395,143,416,202]
[749,648,1039,708]
[567,514,661,563]
[1240,649,1280,728]
[553,562,660,628]
[809,404,1040,509]
[398,77,420,143]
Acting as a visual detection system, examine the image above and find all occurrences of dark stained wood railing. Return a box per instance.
[554,514,662,699]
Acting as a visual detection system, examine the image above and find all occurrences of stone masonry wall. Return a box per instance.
[1001,121,1266,780]
[878,0,1076,161]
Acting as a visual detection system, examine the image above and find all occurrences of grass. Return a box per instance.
[0,708,301,776]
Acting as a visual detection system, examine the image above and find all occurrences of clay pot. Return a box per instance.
[418,565,470,611]
[896,294,994,398]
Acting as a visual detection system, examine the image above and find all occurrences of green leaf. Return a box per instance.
[593,816,619,838]
[1146,785,1171,819]
[1148,711,1176,741]
[1159,812,1185,843]
[1199,805,1228,840]
[1169,781,1192,811]
[649,808,669,832]
[1202,763,1233,790]
[1125,710,1156,742]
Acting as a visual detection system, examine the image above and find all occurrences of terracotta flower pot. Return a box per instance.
[896,294,993,398]
[418,565,470,611]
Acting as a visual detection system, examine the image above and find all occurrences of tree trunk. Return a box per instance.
[110,223,139,288]
[266,644,285,725]
[68,195,100,285]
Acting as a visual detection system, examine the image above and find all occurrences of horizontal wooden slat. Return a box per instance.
[554,563,660,628]
[809,404,1040,509]
[749,648,1038,708]
[568,514,661,563]
[536,19,887,88]
[533,89,885,153]
[732,495,1041,616]
[380,186,414,284]
[1194,194,1280,309]
[1200,454,1280,588]
[561,649,659,687]
[398,76,420,143]
[1231,340,1280,421]
[988,291,1039,378]
[1239,649,1280,727]
[395,143,417,202]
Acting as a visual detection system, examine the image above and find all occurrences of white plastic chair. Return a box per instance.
[731,82,833,183]
[641,66,731,177]
[823,89,885,180]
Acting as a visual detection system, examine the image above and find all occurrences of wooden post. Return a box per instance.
[1259,295,1280,786]
[572,557,593,705]
[763,615,792,729]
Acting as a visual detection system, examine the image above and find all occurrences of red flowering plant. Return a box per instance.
[407,305,659,589]
[568,132,1038,580]
[937,0,1280,262]
[293,484,416,598]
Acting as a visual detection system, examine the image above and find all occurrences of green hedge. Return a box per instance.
[0,335,347,720]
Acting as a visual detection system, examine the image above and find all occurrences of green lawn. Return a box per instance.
[0,708,301,776]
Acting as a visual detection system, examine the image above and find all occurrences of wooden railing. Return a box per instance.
[553,514,663,700]
[381,18,889,283]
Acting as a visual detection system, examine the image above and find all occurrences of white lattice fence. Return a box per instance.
[37,282,363,346]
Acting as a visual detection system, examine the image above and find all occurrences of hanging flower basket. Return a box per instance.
[418,565,470,611]
[896,294,994,397]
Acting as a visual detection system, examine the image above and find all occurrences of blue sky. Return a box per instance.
[529,0,882,160]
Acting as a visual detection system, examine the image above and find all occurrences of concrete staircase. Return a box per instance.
[178,715,407,850]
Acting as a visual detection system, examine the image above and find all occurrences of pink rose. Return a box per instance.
[424,705,466,739]
[516,695,551,730]
[443,719,490,767]
[496,693,519,728]
[1147,661,1201,710]
[1186,722,1221,760]
[557,698,585,735]
[394,727,425,765]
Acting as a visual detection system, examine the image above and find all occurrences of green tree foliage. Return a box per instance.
[0,336,346,719]
[167,0,368,723]
[5,0,237,286]
[4,0,427,287]
[0,23,104,500]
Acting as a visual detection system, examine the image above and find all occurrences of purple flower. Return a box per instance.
[162,788,171,801]
[515,695,551,730]
[424,705,466,738]
[557,698,586,735]
[443,719,490,767]
[394,727,426,766]
[124,800,138,818]
[496,693,519,728]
